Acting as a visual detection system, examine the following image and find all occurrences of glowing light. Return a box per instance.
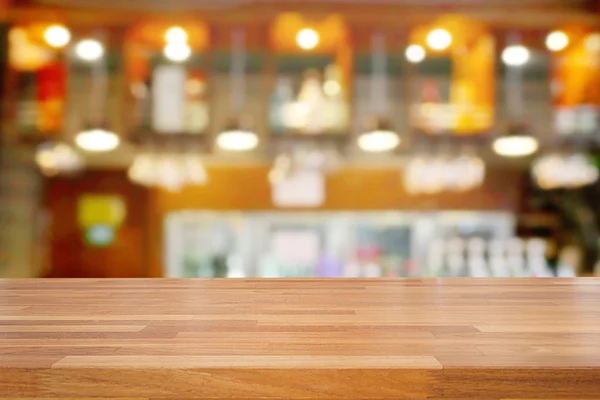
[357,130,400,152]
[492,135,538,157]
[75,39,104,61]
[405,44,426,63]
[164,42,191,62]
[546,31,569,52]
[217,130,259,151]
[44,25,71,48]
[75,128,120,152]
[165,26,188,43]
[426,29,452,51]
[502,45,530,67]
[296,28,320,50]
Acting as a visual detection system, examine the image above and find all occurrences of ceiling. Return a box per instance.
[22,0,599,12]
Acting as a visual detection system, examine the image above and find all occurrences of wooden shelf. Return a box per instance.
[3,278,600,399]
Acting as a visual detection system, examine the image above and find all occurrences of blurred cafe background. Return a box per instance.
[1,0,600,279]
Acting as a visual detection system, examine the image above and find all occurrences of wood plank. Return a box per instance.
[0,278,599,399]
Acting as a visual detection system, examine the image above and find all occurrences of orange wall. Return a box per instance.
[46,166,523,277]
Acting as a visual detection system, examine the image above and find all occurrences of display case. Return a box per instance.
[268,14,352,137]
[408,16,495,135]
[164,211,516,278]
[125,20,211,140]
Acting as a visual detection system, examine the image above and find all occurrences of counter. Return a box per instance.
[1,278,599,399]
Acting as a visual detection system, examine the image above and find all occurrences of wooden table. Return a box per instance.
[1,278,600,399]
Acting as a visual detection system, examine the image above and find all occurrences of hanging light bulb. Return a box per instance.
[75,39,104,61]
[44,24,71,49]
[492,135,538,157]
[164,42,191,62]
[296,28,320,50]
[165,26,188,44]
[75,128,120,152]
[405,44,426,63]
[502,45,530,67]
[426,28,452,51]
[546,30,569,52]
[358,117,399,153]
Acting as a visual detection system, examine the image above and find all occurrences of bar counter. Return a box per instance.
[1,278,600,399]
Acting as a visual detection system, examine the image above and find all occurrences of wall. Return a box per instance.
[45,166,522,277]
[45,170,149,277]
[147,165,523,277]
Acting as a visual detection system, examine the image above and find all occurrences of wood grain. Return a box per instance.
[1,278,600,399]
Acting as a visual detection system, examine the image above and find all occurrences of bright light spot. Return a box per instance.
[44,25,71,48]
[296,28,320,50]
[405,44,426,63]
[75,129,120,152]
[165,26,188,43]
[492,135,538,157]
[502,45,530,67]
[426,29,452,51]
[358,130,400,152]
[217,130,259,151]
[546,31,569,52]
[164,42,191,62]
[75,39,104,61]
[585,33,600,53]
[323,80,341,96]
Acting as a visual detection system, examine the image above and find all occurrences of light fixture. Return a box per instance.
[165,26,188,44]
[358,118,399,152]
[426,28,452,51]
[164,42,191,62]
[502,45,530,67]
[405,44,426,63]
[296,28,320,50]
[43,24,71,48]
[492,134,538,157]
[217,129,259,151]
[75,128,120,152]
[546,30,569,52]
[75,39,104,61]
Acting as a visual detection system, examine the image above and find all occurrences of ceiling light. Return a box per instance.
[502,45,530,67]
[358,130,400,152]
[44,24,71,48]
[165,26,188,43]
[217,129,259,152]
[546,31,569,52]
[296,28,320,50]
[405,44,426,63]
[75,128,120,152]
[164,42,191,62]
[426,28,452,51]
[492,135,538,157]
[75,39,104,61]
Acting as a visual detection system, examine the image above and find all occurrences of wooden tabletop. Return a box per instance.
[1,278,600,400]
